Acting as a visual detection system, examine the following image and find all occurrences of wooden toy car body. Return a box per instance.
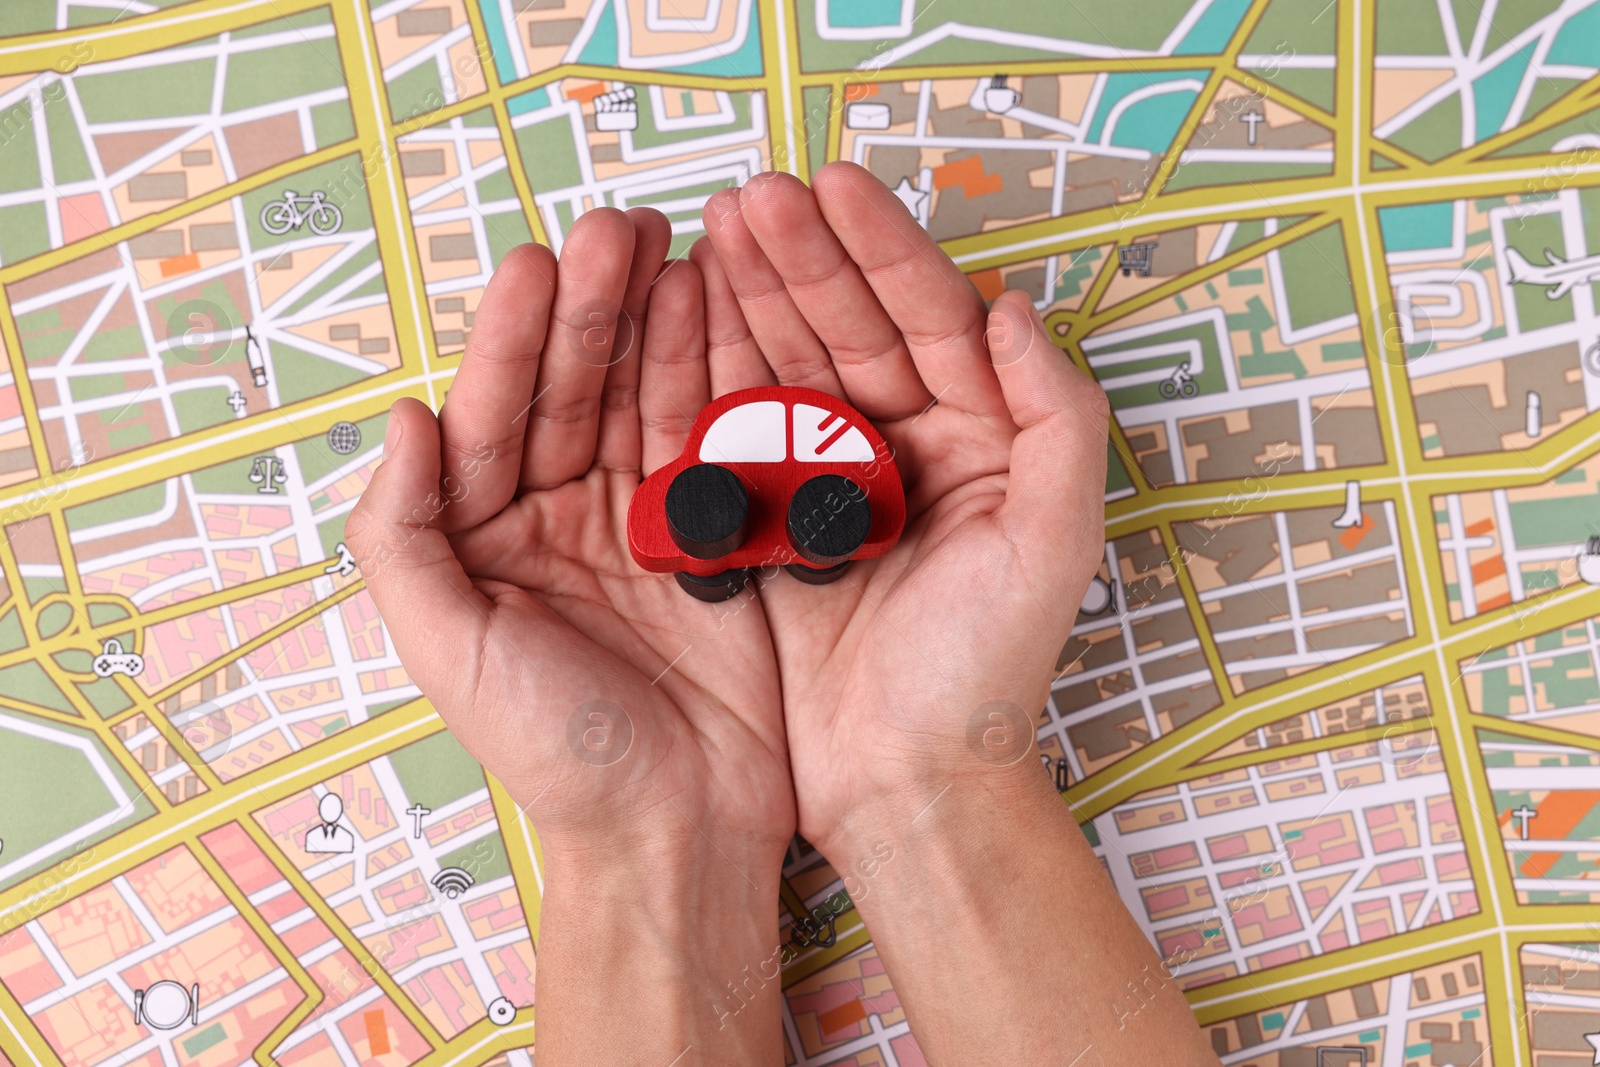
[626,386,905,581]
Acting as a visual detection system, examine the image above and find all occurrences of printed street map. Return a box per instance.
[2,0,1600,1064]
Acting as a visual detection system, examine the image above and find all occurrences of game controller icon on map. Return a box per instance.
[93,638,144,678]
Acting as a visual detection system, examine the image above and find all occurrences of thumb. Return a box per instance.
[986,292,1110,589]
[346,398,491,704]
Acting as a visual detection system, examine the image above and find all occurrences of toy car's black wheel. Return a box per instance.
[665,463,748,560]
[787,475,872,567]
[784,560,852,585]
[674,568,751,603]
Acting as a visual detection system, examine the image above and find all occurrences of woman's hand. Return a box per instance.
[697,163,1109,853]
[698,164,1219,1065]
[346,207,793,1063]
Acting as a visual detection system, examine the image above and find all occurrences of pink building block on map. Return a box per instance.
[0,927,65,1004]
[892,1032,931,1067]
[123,845,230,934]
[33,981,142,1064]
[141,608,230,691]
[1251,945,1307,970]
[1365,801,1415,853]
[489,942,536,1006]
[335,997,429,1064]
[405,960,477,1037]
[1207,832,1254,862]
[59,194,111,244]
[36,880,153,975]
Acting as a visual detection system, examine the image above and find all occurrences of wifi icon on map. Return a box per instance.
[432,867,474,900]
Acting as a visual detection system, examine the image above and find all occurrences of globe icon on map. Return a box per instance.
[327,421,361,455]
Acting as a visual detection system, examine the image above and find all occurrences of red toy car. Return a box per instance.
[627,386,906,601]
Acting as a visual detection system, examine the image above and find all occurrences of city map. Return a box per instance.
[1,0,1600,1063]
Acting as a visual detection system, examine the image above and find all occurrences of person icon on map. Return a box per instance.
[303,792,355,854]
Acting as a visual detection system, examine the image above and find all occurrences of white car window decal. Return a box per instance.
[794,403,874,462]
[698,400,786,462]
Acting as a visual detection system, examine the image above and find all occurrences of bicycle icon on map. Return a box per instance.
[1158,360,1199,399]
[260,189,343,236]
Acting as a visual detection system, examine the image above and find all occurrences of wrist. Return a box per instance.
[805,740,1212,1065]
[809,723,1062,865]
[536,831,789,1063]
[542,828,786,925]
[810,766,1071,984]
[800,678,1059,854]
[542,827,787,968]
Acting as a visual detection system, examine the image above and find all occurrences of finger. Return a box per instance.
[737,171,933,420]
[595,207,674,474]
[812,161,1007,418]
[639,258,710,475]
[436,243,557,530]
[522,207,637,490]
[988,292,1109,587]
[688,236,777,395]
[346,399,493,709]
[701,186,843,395]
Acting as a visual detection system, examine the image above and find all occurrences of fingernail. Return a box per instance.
[384,410,403,455]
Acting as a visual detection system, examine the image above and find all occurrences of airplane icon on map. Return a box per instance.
[1504,246,1600,299]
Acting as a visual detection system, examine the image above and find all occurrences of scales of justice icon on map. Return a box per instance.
[249,456,287,494]
[132,979,200,1031]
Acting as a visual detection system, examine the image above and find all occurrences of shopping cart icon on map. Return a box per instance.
[1117,242,1157,277]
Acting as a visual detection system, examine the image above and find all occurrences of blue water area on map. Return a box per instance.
[674,13,763,76]
[1087,71,1204,152]
[825,0,905,28]
[1473,41,1538,141]
[1379,201,1455,252]
[576,0,762,76]
[1108,91,1198,153]
[579,2,619,65]
[1090,77,1201,154]
[478,0,519,85]
[1547,4,1600,67]
[508,87,551,116]
[1173,0,1252,54]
